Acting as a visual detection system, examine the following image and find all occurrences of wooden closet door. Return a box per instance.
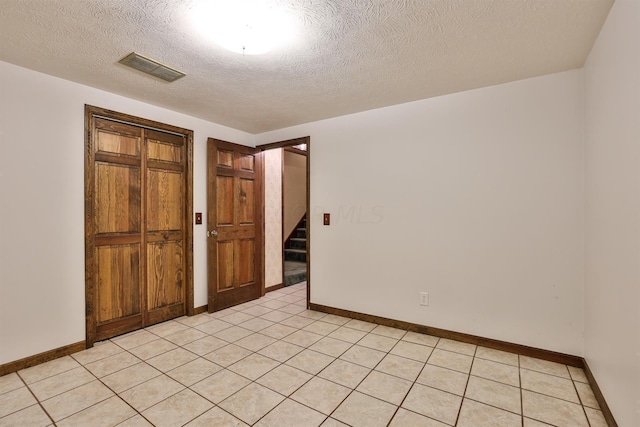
[88,115,189,343]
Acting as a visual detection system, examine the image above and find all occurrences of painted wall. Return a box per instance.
[0,61,253,364]
[584,0,640,425]
[257,69,586,356]
[264,148,283,287]
[283,150,307,239]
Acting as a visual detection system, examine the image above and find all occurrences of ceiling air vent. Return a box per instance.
[118,52,185,82]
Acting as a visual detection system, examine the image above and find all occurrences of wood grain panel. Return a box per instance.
[238,178,255,225]
[96,244,141,323]
[216,176,234,226]
[148,140,182,163]
[147,170,183,231]
[97,130,140,156]
[95,163,140,234]
[239,154,255,171]
[147,242,184,310]
[217,149,233,168]
[238,239,255,286]
[217,241,234,290]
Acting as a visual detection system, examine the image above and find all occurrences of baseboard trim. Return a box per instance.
[583,360,618,426]
[0,341,86,376]
[192,305,208,315]
[310,303,582,366]
[266,283,284,293]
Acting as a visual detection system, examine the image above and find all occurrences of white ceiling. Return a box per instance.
[0,0,613,134]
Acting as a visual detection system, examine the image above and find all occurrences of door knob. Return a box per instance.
[207,230,218,237]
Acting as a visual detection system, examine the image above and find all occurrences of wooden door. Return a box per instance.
[86,106,193,345]
[207,138,263,312]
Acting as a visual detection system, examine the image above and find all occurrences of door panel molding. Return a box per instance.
[85,105,194,347]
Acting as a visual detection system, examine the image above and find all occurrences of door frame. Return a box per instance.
[84,105,194,348]
[257,136,310,307]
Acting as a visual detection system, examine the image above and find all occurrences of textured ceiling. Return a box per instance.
[0,0,613,134]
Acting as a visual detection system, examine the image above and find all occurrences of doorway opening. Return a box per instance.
[257,137,310,305]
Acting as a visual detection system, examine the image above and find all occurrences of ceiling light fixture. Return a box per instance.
[192,0,295,55]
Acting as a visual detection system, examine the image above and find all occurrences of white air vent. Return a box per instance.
[119,52,185,82]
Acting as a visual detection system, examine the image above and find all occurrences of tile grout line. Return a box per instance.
[14,370,57,426]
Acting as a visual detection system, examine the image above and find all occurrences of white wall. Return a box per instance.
[0,61,254,364]
[257,70,586,356]
[584,0,640,425]
[264,148,283,287]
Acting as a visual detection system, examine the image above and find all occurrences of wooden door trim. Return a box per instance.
[257,136,310,307]
[84,105,194,348]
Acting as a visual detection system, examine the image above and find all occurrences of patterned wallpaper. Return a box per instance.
[264,149,283,287]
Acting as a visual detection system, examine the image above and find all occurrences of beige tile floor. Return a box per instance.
[0,282,609,427]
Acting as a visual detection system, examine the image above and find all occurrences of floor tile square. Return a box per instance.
[258,340,305,362]
[303,320,340,336]
[427,348,473,373]
[127,339,177,361]
[85,351,142,378]
[147,348,198,372]
[521,368,579,403]
[280,315,316,329]
[111,330,158,350]
[119,375,184,412]
[328,327,368,343]
[319,359,371,388]
[184,406,248,426]
[213,326,254,343]
[146,320,190,338]
[416,363,469,396]
[282,330,324,347]
[183,336,227,355]
[203,344,252,367]
[255,398,326,427]
[465,376,521,414]
[118,414,155,426]
[18,356,80,385]
[389,408,449,426]
[320,314,351,326]
[218,311,255,325]
[260,299,291,310]
[234,333,278,352]
[332,391,397,427]
[320,418,350,427]
[0,403,51,427]
[369,325,406,339]
[257,364,312,396]
[575,381,600,409]
[471,357,520,387]
[194,319,233,335]
[241,305,274,317]
[402,383,462,426]
[0,373,23,395]
[259,310,294,323]
[286,349,335,375]
[584,407,608,427]
[56,395,135,427]
[29,366,94,401]
[174,313,212,328]
[340,345,386,368]
[164,328,207,346]
[519,356,570,379]
[278,304,307,315]
[376,353,425,382]
[260,323,298,339]
[390,341,434,362]
[475,346,519,367]
[191,369,251,403]
[310,336,353,357]
[71,341,123,365]
[0,387,37,418]
[522,390,588,426]
[291,377,351,415]
[356,370,412,405]
[41,380,114,421]
[457,398,521,427]
[344,319,376,332]
[435,338,477,356]
[568,366,589,383]
[219,383,284,425]
[228,353,280,380]
[402,331,439,347]
[101,362,161,393]
[142,389,213,427]
[167,358,222,386]
[238,317,275,332]
[357,333,399,352]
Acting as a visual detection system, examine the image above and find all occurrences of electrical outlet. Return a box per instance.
[420,292,429,306]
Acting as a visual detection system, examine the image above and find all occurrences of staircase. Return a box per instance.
[284,217,307,286]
